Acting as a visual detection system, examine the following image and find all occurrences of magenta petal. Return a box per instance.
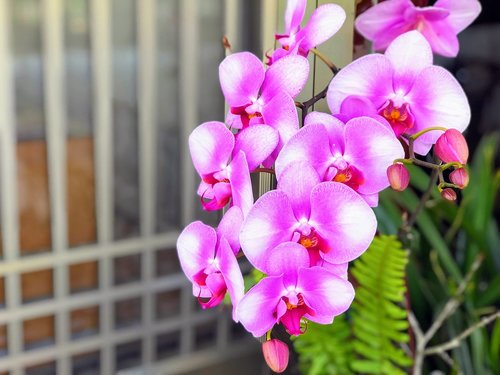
[309,182,376,263]
[176,221,217,281]
[189,121,234,176]
[299,267,354,318]
[266,242,309,286]
[275,124,331,180]
[337,95,379,122]
[217,206,244,255]
[219,52,265,107]
[343,117,404,195]
[261,55,309,101]
[407,66,470,155]
[320,261,348,280]
[201,272,227,309]
[298,4,346,52]
[261,92,299,166]
[233,125,279,171]
[435,0,481,33]
[277,162,320,220]
[385,31,433,94]
[217,238,245,320]
[236,276,285,337]
[285,0,307,34]
[418,19,459,57]
[240,191,298,272]
[360,192,379,208]
[228,151,254,217]
[327,54,394,114]
[304,112,345,154]
[355,0,413,50]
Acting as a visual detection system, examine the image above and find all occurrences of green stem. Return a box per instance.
[408,126,447,140]
[310,48,339,74]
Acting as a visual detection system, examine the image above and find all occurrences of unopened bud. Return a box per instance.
[449,168,469,189]
[262,339,289,373]
[441,188,457,201]
[434,129,469,164]
[387,163,410,191]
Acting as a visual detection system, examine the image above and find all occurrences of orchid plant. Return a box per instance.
[176,0,489,373]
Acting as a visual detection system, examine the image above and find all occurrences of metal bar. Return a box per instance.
[179,0,199,356]
[42,0,69,372]
[90,0,113,372]
[179,0,198,228]
[0,309,230,373]
[138,0,157,364]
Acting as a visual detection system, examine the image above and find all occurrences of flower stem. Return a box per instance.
[408,126,447,140]
[310,48,339,74]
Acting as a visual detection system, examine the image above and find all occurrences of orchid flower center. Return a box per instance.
[277,293,313,335]
[379,100,415,137]
[333,165,364,191]
[192,265,227,310]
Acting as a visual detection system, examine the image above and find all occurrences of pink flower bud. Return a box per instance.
[262,339,289,373]
[387,163,410,191]
[449,168,469,189]
[434,129,469,164]
[441,188,457,201]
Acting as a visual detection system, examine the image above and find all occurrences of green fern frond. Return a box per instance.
[350,235,412,374]
[293,314,355,375]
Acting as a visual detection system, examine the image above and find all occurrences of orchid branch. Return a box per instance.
[310,48,339,74]
[411,255,487,375]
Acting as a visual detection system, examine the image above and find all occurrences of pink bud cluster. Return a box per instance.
[175,0,475,372]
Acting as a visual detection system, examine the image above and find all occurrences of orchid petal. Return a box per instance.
[309,182,376,263]
[304,112,345,154]
[233,125,279,171]
[360,192,379,207]
[217,238,245,320]
[407,66,470,155]
[275,124,331,180]
[217,206,244,254]
[298,4,346,52]
[261,55,309,101]
[385,31,433,94]
[189,121,234,176]
[337,95,379,122]
[327,54,394,114]
[320,261,349,280]
[261,92,299,167]
[299,267,354,318]
[240,190,298,272]
[285,0,307,34]
[418,19,459,57]
[343,117,404,195]
[219,52,265,107]
[355,0,414,50]
[266,242,310,286]
[236,276,285,337]
[277,162,320,220]
[176,221,217,281]
[435,0,481,33]
[228,151,253,217]
[202,273,227,308]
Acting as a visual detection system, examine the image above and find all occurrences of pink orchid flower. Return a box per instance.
[275,114,404,207]
[219,52,307,166]
[327,31,470,155]
[355,0,481,57]
[176,207,245,320]
[189,121,278,214]
[240,162,376,273]
[236,242,354,337]
[272,0,346,63]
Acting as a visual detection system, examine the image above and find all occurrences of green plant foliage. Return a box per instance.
[293,314,354,375]
[350,235,412,374]
[294,235,412,374]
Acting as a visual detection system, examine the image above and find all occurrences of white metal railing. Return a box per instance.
[0,0,260,374]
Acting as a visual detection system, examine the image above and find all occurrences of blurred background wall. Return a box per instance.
[0,0,267,374]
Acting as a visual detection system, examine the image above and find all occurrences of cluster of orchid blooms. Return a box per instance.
[176,0,480,372]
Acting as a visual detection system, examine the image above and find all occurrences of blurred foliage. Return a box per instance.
[296,134,499,374]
